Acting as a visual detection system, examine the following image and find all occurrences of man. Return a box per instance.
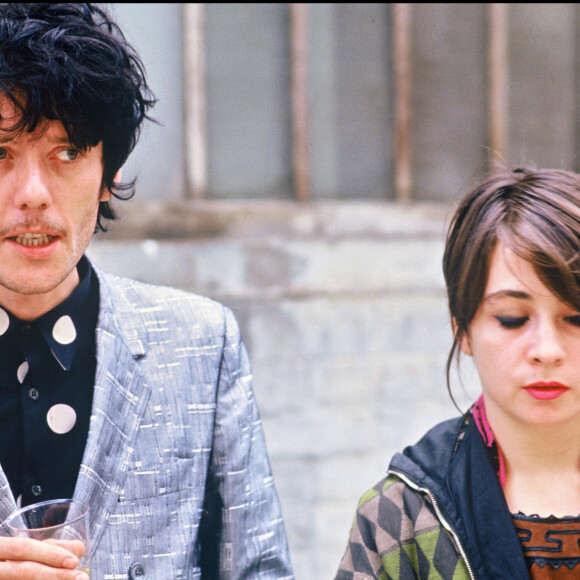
[0,3,294,579]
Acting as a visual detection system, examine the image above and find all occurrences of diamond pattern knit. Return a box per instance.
[334,475,471,580]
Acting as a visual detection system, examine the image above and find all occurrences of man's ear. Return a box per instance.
[100,169,121,202]
[453,318,473,356]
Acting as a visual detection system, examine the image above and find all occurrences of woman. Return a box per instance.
[334,167,580,579]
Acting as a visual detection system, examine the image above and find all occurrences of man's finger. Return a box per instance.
[0,536,79,568]
[44,539,86,559]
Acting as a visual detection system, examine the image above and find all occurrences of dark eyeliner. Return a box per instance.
[496,316,527,329]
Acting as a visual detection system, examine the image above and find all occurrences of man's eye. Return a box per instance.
[57,148,81,161]
[496,316,528,329]
[565,315,580,327]
[0,148,7,160]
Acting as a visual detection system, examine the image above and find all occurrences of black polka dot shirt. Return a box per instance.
[0,256,98,507]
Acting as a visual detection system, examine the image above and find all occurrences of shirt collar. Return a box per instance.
[0,256,95,371]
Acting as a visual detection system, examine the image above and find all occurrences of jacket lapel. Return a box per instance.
[73,269,151,553]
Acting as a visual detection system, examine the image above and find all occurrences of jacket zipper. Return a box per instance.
[388,468,477,580]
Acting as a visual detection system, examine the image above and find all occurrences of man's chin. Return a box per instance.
[0,267,79,316]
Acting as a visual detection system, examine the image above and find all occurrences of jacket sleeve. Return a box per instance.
[334,476,469,580]
[198,306,294,579]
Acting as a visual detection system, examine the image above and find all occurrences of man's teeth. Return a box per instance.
[14,233,54,246]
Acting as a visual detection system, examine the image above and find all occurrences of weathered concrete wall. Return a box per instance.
[87,200,479,579]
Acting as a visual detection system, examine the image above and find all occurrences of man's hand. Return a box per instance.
[0,536,89,578]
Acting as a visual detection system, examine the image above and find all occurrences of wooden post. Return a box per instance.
[487,3,508,170]
[393,3,412,202]
[290,3,311,201]
[183,3,207,198]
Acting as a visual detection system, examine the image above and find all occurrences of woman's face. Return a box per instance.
[460,241,580,433]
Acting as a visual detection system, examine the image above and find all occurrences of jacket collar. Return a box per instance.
[389,411,528,580]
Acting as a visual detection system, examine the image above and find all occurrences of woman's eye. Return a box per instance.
[565,315,580,327]
[496,316,528,329]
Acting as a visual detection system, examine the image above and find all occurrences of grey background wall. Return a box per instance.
[88,4,579,578]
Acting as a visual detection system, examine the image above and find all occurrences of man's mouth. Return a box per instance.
[11,233,56,247]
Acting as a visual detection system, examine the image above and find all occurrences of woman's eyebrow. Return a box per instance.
[483,289,531,302]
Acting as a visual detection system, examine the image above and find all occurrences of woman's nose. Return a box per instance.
[528,320,565,365]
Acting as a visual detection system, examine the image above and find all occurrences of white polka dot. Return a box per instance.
[0,308,8,336]
[52,316,76,345]
[17,361,28,384]
[46,404,77,434]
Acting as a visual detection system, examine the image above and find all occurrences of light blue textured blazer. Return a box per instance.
[0,258,294,579]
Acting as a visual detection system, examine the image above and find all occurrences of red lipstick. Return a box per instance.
[523,382,569,401]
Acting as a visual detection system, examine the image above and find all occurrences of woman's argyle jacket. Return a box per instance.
[334,412,532,580]
[335,475,470,580]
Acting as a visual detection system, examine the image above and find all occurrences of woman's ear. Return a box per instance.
[459,333,473,357]
[453,318,473,356]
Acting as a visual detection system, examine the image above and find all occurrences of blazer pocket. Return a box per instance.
[118,455,204,501]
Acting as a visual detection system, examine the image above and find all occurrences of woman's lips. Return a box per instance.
[523,382,569,401]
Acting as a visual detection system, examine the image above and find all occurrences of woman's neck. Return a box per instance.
[489,408,580,517]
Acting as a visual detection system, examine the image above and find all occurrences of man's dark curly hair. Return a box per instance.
[0,3,156,231]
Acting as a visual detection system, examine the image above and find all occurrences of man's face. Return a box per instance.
[0,94,109,319]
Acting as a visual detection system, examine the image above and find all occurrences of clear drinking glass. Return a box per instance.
[4,498,91,575]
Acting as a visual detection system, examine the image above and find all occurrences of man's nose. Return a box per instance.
[13,160,52,210]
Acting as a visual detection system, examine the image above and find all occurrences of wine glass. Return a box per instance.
[4,498,91,575]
